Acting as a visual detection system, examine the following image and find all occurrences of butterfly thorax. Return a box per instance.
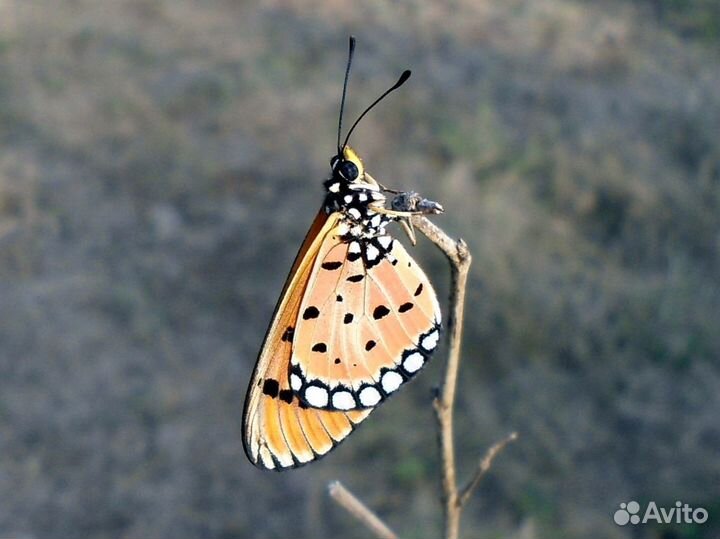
[323,148,397,267]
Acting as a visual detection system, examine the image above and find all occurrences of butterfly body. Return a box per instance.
[243,38,442,470]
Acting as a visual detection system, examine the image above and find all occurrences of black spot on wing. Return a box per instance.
[312,342,327,353]
[414,283,423,296]
[347,251,362,262]
[373,305,390,320]
[303,306,320,320]
[336,295,343,302]
[398,302,414,313]
[334,358,341,364]
[365,340,376,351]
[347,274,364,283]
[343,313,354,324]
[262,379,280,398]
[281,326,294,343]
[321,261,343,270]
[279,389,294,403]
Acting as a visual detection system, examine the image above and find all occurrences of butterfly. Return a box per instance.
[243,37,442,470]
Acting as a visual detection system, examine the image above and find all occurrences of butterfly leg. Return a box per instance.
[399,218,417,246]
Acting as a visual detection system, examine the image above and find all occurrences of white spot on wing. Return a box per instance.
[421,329,439,351]
[359,386,382,406]
[370,214,382,228]
[344,194,353,203]
[348,208,361,220]
[332,391,355,410]
[377,236,392,250]
[366,244,380,261]
[349,241,361,254]
[403,351,425,373]
[305,385,329,407]
[381,371,403,393]
[329,182,340,193]
[358,193,368,202]
[290,373,302,391]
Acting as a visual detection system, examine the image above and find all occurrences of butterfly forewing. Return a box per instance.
[243,211,372,470]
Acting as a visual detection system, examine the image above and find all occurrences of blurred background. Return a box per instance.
[1,0,719,538]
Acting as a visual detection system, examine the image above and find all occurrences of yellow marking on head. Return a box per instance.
[342,145,365,179]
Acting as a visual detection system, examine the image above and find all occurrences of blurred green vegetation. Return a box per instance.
[0,1,718,538]
[639,0,720,43]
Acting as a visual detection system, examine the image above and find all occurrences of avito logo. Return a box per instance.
[614,501,708,526]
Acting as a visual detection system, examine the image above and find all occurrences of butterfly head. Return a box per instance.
[330,145,364,184]
[331,36,410,190]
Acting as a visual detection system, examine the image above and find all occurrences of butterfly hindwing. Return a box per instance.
[290,232,441,411]
[243,211,373,470]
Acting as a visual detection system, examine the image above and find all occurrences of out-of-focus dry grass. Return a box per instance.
[1,1,719,538]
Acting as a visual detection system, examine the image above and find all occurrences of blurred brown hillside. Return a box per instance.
[1,1,719,538]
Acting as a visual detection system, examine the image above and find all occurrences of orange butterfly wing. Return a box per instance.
[289,233,441,410]
[243,210,371,470]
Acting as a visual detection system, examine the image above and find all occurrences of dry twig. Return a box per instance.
[328,481,399,539]
[415,215,472,539]
[458,431,518,508]
[329,215,517,539]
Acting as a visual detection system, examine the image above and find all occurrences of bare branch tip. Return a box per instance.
[456,239,471,262]
[328,480,399,539]
[457,431,519,508]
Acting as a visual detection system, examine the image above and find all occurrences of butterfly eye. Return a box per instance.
[336,160,359,181]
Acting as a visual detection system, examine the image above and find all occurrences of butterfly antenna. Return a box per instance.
[341,69,412,151]
[337,36,356,153]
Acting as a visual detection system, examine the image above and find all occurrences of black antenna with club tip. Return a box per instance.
[337,36,356,153]
[341,69,412,152]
